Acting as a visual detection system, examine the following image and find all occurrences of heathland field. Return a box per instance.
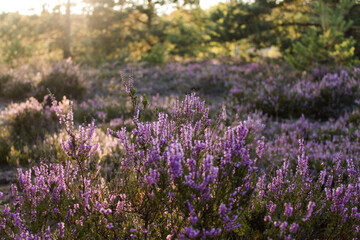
[1,0,360,238]
[1,59,360,239]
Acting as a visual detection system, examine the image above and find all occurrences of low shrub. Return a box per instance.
[1,80,34,100]
[0,97,59,165]
[36,59,86,101]
[0,135,10,165]
[0,74,12,95]
[230,66,360,120]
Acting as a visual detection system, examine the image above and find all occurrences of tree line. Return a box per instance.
[0,0,359,68]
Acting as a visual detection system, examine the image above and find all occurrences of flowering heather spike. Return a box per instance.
[319,170,327,185]
[50,95,99,161]
[347,158,356,178]
[280,221,288,232]
[284,203,293,217]
[290,223,299,233]
[58,222,65,238]
[256,136,265,159]
[302,201,315,221]
[184,226,199,239]
[296,139,308,177]
[167,143,184,179]
[121,71,134,93]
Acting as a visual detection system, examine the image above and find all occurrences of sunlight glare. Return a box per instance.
[0,0,225,15]
[0,0,85,15]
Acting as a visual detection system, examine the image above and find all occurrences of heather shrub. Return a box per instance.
[122,61,230,96]
[36,59,86,101]
[302,70,359,120]
[0,97,59,165]
[75,96,128,124]
[230,66,360,120]
[0,71,34,100]
[250,140,360,239]
[0,91,261,239]
[1,79,34,100]
[0,135,10,165]
[0,61,43,100]
[0,74,12,95]
[0,97,52,146]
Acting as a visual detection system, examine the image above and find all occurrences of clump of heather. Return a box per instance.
[0,90,262,239]
[0,97,58,165]
[0,96,118,239]
[118,61,230,96]
[74,95,131,125]
[0,75,34,101]
[0,74,12,96]
[259,110,360,171]
[229,66,360,120]
[36,58,86,101]
[249,139,360,239]
[106,91,261,239]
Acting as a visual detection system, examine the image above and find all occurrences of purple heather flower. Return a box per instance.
[256,137,265,158]
[284,235,292,240]
[267,201,277,214]
[167,143,184,179]
[218,203,227,216]
[326,175,333,187]
[104,209,112,214]
[356,225,360,235]
[274,221,281,227]
[204,228,222,237]
[106,223,114,229]
[58,222,65,238]
[185,226,200,239]
[319,170,326,185]
[296,139,308,177]
[146,168,160,186]
[280,221,288,231]
[302,201,315,221]
[284,203,293,217]
[352,207,358,216]
[290,223,299,233]
[189,216,198,225]
[264,216,272,222]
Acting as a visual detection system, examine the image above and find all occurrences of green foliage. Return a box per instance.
[167,19,203,57]
[207,1,276,47]
[285,0,357,69]
[4,38,31,63]
[0,0,358,66]
[141,44,167,65]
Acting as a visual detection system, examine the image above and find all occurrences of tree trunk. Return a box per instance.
[63,0,72,59]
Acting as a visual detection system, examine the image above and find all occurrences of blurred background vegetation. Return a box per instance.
[0,0,359,69]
